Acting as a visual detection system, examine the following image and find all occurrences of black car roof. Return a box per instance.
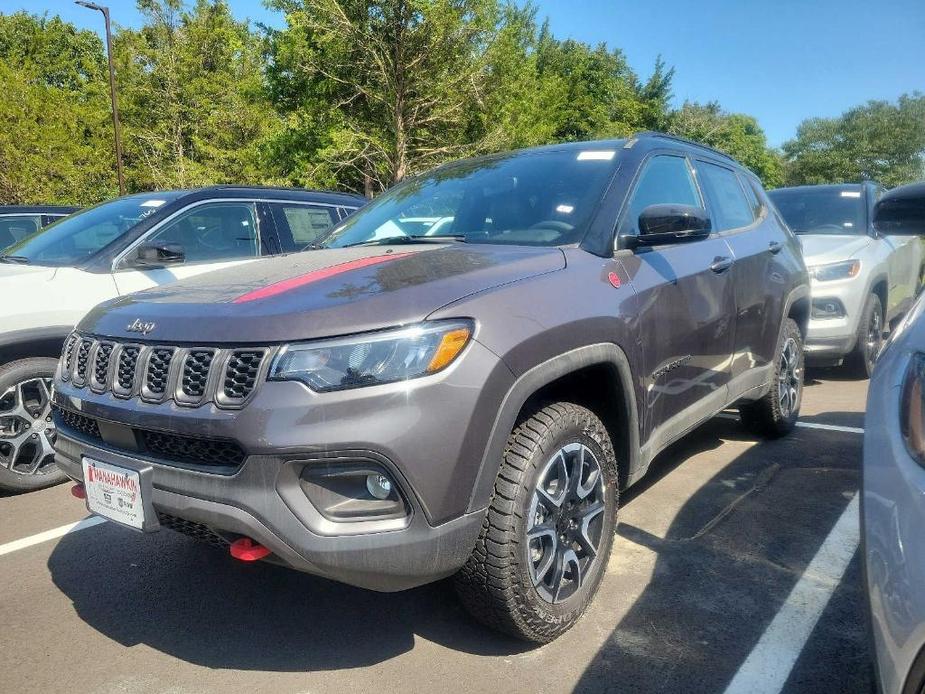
[769,183,872,194]
[0,205,80,214]
[163,186,365,207]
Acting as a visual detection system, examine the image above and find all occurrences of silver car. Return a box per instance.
[863,181,925,694]
[769,183,922,376]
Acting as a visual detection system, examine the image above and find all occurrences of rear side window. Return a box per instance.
[739,176,765,219]
[272,203,339,251]
[698,162,755,231]
[621,155,701,235]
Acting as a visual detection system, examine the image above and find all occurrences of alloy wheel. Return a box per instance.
[526,442,606,604]
[0,377,57,476]
[866,308,883,371]
[777,337,802,419]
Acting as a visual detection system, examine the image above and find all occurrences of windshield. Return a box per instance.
[321,148,621,249]
[768,187,866,235]
[0,193,183,266]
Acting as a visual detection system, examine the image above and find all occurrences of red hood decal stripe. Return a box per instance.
[233,252,413,304]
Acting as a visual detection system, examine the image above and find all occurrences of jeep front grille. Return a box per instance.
[59,334,272,409]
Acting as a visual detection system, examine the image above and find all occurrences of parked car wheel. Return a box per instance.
[849,293,884,378]
[0,358,66,492]
[454,402,618,642]
[740,318,804,438]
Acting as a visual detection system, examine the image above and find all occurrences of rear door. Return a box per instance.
[112,201,268,295]
[269,202,342,252]
[618,153,736,449]
[696,161,787,392]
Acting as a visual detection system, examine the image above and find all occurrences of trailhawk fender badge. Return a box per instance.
[126,318,156,335]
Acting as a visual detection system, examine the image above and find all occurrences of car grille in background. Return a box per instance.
[59,333,272,408]
[52,404,247,472]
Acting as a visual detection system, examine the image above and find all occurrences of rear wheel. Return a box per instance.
[848,293,883,378]
[0,358,65,493]
[455,402,618,643]
[740,318,804,438]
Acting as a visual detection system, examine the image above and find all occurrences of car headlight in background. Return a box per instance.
[810,260,861,282]
[900,353,925,466]
[270,320,473,392]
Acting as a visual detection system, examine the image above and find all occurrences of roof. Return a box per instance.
[0,205,80,214]
[170,186,365,206]
[769,183,870,194]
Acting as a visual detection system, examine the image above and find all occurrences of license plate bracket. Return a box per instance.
[81,457,160,532]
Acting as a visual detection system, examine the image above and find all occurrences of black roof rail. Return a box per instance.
[631,131,739,165]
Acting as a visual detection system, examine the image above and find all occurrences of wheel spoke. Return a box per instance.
[25,434,56,474]
[529,527,558,587]
[553,549,581,602]
[576,501,604,558]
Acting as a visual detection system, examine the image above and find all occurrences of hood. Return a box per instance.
[0,263,57,281]
[80,245,565,343]
[799,234,871,265]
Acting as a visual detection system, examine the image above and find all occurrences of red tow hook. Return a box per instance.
[230,537,271,562]
[71,483,86,500]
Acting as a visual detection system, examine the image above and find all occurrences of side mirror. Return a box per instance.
[626,204,712,248]
[133,242,185,268]
[874,182,925,236]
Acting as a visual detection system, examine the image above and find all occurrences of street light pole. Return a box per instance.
[75,1,125,195]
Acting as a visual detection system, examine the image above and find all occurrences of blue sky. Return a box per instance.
[5,0,924,147]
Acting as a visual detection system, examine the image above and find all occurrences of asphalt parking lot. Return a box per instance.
[0,372,869,694]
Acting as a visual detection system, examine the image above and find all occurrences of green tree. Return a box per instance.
[668,101,783,187]
[783,93,925,187]
[0,12,114,204]
[113,0,281,190]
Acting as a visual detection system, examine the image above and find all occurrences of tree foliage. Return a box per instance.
[782,94,925,188]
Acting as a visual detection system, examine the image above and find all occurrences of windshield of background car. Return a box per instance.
[321,148,621,248]
[0,193,183,266]
[768,187,866,235]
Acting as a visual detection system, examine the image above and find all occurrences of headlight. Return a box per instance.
[900,353,925,466]
[810,260,861,282]
[269,320,473,392]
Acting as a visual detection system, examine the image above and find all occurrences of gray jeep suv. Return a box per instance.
[52,133,810,642]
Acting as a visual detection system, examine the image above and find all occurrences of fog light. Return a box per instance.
[812,298,846,319]
[366,473,393,500]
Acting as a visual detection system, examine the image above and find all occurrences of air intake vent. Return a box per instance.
[222,350,266,404]
[143,347,175,399]
[90,342,114,392]
[60,333,78,382]
[73,339,93,385]
[180,350,215,400]
[115,346,141,395]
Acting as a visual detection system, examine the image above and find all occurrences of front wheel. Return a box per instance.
[740,318,804,438]
[0,358,66,493]
[848,293,884,378]
[454,402,618,643]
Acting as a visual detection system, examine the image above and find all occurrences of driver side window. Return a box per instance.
[141,202,260,265]
[620,155,702,236]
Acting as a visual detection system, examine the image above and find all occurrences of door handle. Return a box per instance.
[710,256,734,273]
[768,241,783,254]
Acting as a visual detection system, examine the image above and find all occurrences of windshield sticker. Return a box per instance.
[556,204,575,214]
[840,191,862,198]
[577,151,616,161]
[140,199,167,207]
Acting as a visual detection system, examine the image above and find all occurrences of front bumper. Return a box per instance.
[51,338,512,592]
[805,275,868,361]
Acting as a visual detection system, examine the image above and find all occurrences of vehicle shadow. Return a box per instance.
[573,411,870,693]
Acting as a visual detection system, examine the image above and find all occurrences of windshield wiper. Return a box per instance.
[342,234,467,248]
[0,255,29,264]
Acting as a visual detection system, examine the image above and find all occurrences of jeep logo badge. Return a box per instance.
[126,318,156,335]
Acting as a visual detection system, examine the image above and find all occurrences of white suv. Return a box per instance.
[769,182,923,376]
[0,186,362,491]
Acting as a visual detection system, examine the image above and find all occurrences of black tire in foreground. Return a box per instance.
[740,318,804,438]
[455,402,618,643]
[0,357,66,493]
[848,293,884,379]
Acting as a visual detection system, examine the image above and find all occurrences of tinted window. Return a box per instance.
[273,204,339,251]
[322,147,621,248]
[621,155,701,235]
[142,203,260,265]
[1,193,182,266]
[0,215,41,249]
[739,175,764,219]
[698,163,754,231]
[767,187,866,235]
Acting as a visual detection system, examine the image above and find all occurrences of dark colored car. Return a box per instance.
[0,205,78,249]
[0,187,362,492]
[52,134,809,642]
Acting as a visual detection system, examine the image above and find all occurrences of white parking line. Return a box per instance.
[0,516,106,558]
[795,421,864,435]
[722,494,860,694]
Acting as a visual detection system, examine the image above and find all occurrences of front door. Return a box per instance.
[619,154,736,451]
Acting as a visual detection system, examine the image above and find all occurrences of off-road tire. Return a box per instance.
[739,318,804,438]
[0,357,66,492]
[454,402,618,643]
